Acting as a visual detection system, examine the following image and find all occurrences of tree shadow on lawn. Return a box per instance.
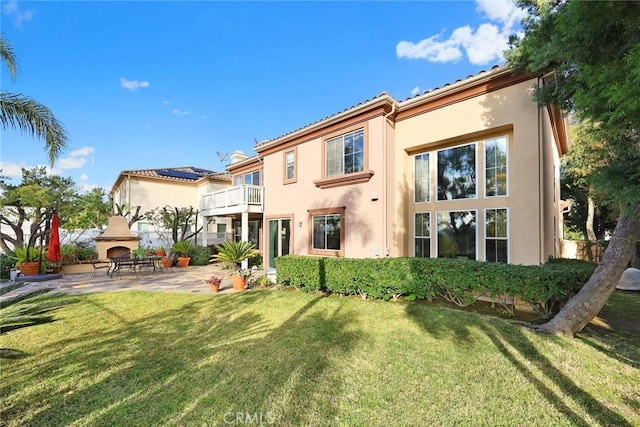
[4,290,360,426]
[405,302,634,427]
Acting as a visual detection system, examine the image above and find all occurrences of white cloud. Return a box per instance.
[120,77,150,92]
[396,0,525,65]
[162,100,169,105]
[410,86,421,96]
[55,146,94,170]
[172,109,191,116]
[0,161,30,178]
[476,0,527,29]
[80,173,89,181]
[2,0,35,28]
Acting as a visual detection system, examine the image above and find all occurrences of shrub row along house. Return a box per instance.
[110,65,569,269]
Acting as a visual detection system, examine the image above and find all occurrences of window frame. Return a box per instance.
[485,136,509,198]
[436,142,478,202]
[435,210,478,260]
[308,207,345,257]
[283,147,297,184]
[484,208,509,263]
[313,122,373,189]
[414,153,430,203]
[414,212,431,258]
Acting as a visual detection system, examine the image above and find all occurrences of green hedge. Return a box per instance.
[274,255,596,316]
[187,246,212,266]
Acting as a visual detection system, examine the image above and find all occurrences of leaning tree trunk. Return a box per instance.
[586,196,597,241]
[534,205,640,337]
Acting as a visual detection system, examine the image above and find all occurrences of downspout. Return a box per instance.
[383,101,397,257]
[537,70,558,263]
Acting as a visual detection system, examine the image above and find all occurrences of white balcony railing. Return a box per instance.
[200,184,264,216]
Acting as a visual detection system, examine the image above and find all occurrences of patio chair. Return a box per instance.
[90,258,111,278]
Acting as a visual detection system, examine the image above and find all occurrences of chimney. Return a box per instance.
[230,150,249,164]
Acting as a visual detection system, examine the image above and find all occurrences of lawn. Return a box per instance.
[1,289,638,426]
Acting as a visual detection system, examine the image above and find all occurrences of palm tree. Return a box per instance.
[0,35,67,165]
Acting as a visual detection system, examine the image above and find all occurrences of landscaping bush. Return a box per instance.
[275,256,325,292]
[275,256,595,316]
[188,245,212,266]
[1,253,16,280]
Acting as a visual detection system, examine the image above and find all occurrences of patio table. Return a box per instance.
[109,255,162,278]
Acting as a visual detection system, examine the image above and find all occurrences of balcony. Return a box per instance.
[200,184,264,216]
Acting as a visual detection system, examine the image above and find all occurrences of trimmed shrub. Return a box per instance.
[274,256,595,317]
[275,256,325,292]
[188,245,212,266]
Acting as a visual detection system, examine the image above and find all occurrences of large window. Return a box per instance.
[414,153,430,203]
[485,208,508,263]
[485,137,508,197]
[309,207,345,256]
[437,210,477,259]
[437,143,476,201]
[414,212,430,257]
[244,170,260,185]
[325,128,364,177]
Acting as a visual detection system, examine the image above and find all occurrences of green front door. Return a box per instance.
[268,218,291,268]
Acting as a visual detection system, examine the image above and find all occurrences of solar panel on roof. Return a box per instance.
[156,169,201,180]
[192,167,214,175]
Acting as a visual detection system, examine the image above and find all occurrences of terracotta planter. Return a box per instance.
[177,256,190,268]
[155,250,166,257]
[231,274,247,291]
[18,261,40,276]
[161,257,174,268]
[209,283,221,293]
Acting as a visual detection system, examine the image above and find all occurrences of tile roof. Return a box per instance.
[253,65,506,151]
[399,64,504,103]
[119,167,231,183]
[254,91,393,150]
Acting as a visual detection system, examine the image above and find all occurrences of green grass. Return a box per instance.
[1,289,638,426]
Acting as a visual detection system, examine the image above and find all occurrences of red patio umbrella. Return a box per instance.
[47,212,61,263]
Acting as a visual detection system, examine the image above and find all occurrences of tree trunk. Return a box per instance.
[586,196,597,241]
[533,205,640,337]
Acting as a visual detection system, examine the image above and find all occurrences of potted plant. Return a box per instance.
[213,240,259,291]
[255,276,272,289]
[10,244,43,276]
[204,275,223,293]
[154,246,166,257]
[172,240,193,267]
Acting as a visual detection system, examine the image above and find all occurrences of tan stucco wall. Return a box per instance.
[394,78,553,265]
[262,115,390,263]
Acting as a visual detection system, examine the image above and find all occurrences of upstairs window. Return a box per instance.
[325,128,364,177]
[485,136,508,197]
[414,153,430,203]
[437,143,476,201]
[284,149,297,183]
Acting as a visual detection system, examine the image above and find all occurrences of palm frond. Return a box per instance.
[0,35,18,80]
[0,92,68,165]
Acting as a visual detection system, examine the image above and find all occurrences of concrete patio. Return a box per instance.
[1,265,266,297]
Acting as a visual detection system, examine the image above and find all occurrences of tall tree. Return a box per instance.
[506,0,640,336]
[562,119,617,241]
[0,35,68,165]
[0,167,78,253]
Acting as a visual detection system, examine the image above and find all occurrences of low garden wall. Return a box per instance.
[275,256,597,318]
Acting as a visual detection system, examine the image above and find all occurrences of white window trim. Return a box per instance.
[484,207,510,263]
[435,209,479,261]
[413,153,430,204]
[414,211,431,257]
[484,136,509,198]
[436,142,478,202]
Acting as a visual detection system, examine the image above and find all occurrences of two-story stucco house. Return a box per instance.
[209,65,568,269]
[110,166,232,247]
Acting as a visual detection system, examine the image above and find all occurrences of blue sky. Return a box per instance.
[1,0,525,193]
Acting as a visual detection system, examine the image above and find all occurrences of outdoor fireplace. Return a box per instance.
[95,215,140,260]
